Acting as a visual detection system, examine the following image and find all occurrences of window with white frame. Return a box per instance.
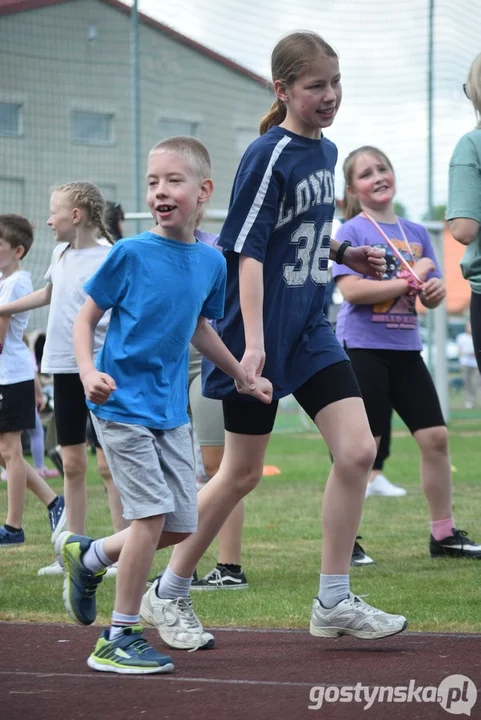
[0,103,22,137]
[159,119,198,139]
[72,111,114,145]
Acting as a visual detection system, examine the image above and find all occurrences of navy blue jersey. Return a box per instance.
[203,125,347,400]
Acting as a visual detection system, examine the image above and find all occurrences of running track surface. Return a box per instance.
[1,622,480,719]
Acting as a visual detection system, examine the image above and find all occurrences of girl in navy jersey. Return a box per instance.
[143,31,407,648]
[333,145,481,560]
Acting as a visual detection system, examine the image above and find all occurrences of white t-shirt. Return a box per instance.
[41,242,112,374]
[456,332,478,368]
[0,270,34,385]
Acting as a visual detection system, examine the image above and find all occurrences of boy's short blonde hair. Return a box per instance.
[149,136,212,180]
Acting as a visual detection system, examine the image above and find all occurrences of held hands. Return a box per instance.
[235,348,272,404]
[81,369,117,405]
[343,246,386,280]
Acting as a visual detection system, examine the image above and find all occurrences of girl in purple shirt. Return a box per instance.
[333,145,481,559]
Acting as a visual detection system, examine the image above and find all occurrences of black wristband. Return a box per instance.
[335,240,351,265]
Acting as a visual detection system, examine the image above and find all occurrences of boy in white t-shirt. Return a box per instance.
[0,215,66,546]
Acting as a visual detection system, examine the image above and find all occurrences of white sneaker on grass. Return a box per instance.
[140,580,214,651]
[309,593,407,640]
[38,560,64,576]
[366,473,407,497]
[105,562,118,578]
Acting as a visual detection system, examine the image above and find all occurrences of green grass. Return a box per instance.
[1,419,481,632]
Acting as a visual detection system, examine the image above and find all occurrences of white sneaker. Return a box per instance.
[37,559,64,576]
[309,593,407,640]
[105,562,118,578]
[140,581,214,651]
[366,473,407,497]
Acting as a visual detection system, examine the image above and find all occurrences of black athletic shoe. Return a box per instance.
[48,446,64,477]
[146,568,198,588]
[191,565,249,590]
[351,537,375,567]
[430,529,481,559]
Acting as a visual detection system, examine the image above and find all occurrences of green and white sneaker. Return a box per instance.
[55,531,106,625]
[309,593,407,640]
[87,626,174,675]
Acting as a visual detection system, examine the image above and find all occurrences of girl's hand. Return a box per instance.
[235,370,273,404]
[82,369,116,405]
[412,257,435,281]
[239,347,266,389]
[420,277,446,307]
[36,392,46,412]
[343,246,387,279]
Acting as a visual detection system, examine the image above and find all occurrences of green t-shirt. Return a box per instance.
[447,128,481,293]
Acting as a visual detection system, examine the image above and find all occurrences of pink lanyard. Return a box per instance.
[361,212,421,282]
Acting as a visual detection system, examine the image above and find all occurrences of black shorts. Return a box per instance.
[346,348,445,437]
[223,360,362,436]
[53,373,101,448]
[0,379,35,433]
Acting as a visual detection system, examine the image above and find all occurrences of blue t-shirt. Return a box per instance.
[203,125,347,401]
[84,232,226,429]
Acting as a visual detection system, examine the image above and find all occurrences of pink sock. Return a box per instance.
[431,518,454,541]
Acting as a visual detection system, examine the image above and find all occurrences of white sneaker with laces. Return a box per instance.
[105,562,118,578]
[310,593,407,640]
[366,473,407,497]
[37,559,64,576]
[140,581,215,651]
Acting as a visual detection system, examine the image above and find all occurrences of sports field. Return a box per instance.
[1,411,481,634]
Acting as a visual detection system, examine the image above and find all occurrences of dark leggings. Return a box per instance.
[470,291,481,373]
[372,406,392,472]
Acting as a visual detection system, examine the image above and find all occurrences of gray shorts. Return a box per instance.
[188,345,224,447]
[91,415,197,530]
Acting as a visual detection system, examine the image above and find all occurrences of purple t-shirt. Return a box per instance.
[332,215,441,350]
[195,229,219,249]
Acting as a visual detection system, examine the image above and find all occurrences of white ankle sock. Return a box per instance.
[82,539,113,574]
[318,574,349,609]
[156,566,193,599]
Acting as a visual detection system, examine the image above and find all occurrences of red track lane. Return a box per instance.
[0,623,480,719]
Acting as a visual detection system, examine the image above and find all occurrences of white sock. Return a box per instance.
[109,611,140,641]
[156,566,193,599]
[318,574,350,609]
[82,539,113,574]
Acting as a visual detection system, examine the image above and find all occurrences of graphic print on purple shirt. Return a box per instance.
[332,214,441,351]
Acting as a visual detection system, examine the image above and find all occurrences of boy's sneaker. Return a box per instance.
[366,474,407,497]
[48,495,67,544]
[191,565,249,590]
[430,529,481,559]
[351,537,375,566]
[38,559,64,576]
[55,531,106,625]
[0,525,25,547]
[309,593,407,640]
[140,580,214,650]
[87,626,174,675]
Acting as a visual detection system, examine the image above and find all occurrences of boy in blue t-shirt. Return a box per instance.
[55,136,272,675]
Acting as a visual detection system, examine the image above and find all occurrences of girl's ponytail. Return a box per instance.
[343,189,362,221]
[259,99,287,135]
[97,217,114,245]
